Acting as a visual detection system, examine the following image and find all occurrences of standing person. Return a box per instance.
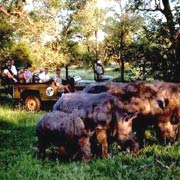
[23,63,33,83]
[54,68,71,93]
[94,59,104,82]
[39,67,51,83]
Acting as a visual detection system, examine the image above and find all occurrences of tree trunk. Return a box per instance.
[120,51,124,82]
[162,0,175,44]
[65,65,68,79]
[162,0,180,82]
[120,27,125,82]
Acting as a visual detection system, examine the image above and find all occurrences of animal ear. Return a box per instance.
[129,112,138,121]
[157,98,169,109]
[124,112,138,122]
[157,99,164,109]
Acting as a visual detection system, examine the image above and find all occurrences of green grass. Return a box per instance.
[1,102,180,180]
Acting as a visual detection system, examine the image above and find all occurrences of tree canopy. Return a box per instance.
[0,0,179,82]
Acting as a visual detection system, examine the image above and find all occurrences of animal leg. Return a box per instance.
[128,134,140,155]
[79,136,92,161]
[96,127,108,158]
[37,140,47,159]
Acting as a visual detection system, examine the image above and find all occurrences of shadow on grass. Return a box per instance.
[0,94,15,107]
[0,118,36,150]
[0,118,88,164]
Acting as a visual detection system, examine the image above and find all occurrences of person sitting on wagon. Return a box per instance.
[3,59,17,83]
[10,59,18,77]
[39,67,51,83]
[23,63,33,83]
[53,68,71,93]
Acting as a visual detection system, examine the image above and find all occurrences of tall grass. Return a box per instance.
[1,104,180,180]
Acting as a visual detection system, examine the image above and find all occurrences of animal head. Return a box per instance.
[113,111,138,142]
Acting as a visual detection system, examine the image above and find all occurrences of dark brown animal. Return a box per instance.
[53,92,139,157]
[36,111,91,161]
[83,81,180,146]
[125,82,180,145]
[154,81,180,142]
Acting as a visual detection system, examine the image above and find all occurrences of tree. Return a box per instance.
[131,0,180,82]
[0,0,90,69]
[0,1,38,66]
[0,8,32,66]
[75,0,106,63]
[0,18,14,61]
[104,0,142,81]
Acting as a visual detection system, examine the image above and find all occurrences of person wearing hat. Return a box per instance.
[94,59,104,81]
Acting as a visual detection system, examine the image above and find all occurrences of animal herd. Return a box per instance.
[36,81,180,161]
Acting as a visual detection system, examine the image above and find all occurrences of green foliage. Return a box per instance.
[1,104,180,180]
[0,19,14,60]
[128,19,177,81]
[0,20,13,49]
[131,0,180,82]
[0,0,179,82]
[10,43,33,67]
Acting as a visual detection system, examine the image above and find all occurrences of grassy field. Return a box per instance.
[0,66,179,180]
[1,96,180,180]
[55,64,123,81]
[59,64,148,82]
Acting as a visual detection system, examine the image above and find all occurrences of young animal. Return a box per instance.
[36,111,92,161]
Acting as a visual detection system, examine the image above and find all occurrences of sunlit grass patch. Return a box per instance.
[0,107,45,125]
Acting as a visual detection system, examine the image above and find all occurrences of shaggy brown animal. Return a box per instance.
[53,92,139,157]
[153,81,180,142]
[83,81,180,146]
